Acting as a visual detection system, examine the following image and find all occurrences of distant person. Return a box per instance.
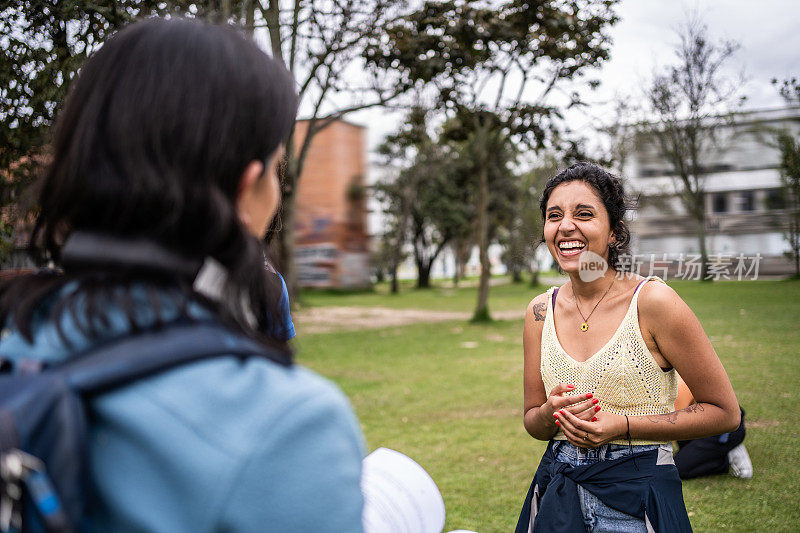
[264,216,296,342]
[674,375,752,479]
[517,163,741,532]
[274,269,296,341]
[0,18,363,532]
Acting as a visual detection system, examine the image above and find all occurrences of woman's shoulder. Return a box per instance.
[127,356,363,454]
[526,290,551,315]
[526,286,560,326]
[636,276,684,318]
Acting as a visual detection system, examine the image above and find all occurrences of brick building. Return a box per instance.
[293,119,371,288]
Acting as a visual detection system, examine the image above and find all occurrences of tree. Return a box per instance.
[372,178,410,293]
[502,154,557,285]
[500,171,537,283]
[643,17,745,281]
[376,106,472,289]
[0,1,250,263]
[1,1,411,288]
[261,1,413,297]
[773,77,800,277]
[598,95,640,174]
[367,0,619,321]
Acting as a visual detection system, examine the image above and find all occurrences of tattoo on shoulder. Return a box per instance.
[532,302,546,321]
[646,403,705,424]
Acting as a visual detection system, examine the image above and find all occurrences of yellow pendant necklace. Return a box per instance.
[573,277,616,332]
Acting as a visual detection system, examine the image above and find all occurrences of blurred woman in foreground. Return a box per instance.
[0,18,364,532]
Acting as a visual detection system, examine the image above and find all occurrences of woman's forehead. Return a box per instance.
[546,180,603,208]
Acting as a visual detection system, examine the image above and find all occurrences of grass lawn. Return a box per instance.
[294,278,800,533]
[296,274,546,313]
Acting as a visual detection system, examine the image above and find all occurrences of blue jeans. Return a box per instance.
[552,440,667,533]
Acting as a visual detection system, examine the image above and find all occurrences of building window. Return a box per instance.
[765,188,786,210]
[737,190,755,212]
[711,193,728,213]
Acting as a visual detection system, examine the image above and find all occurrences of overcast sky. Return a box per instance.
[349,0,800,153]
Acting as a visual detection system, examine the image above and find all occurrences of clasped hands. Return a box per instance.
[544,383,627,448]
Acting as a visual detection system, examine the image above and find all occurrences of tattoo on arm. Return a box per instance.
[533,302,546,321]
[646,403,705,424]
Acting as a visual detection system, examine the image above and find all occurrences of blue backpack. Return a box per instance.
[0,321,290,533]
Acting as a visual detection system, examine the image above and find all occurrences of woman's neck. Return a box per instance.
[567,269,618,300]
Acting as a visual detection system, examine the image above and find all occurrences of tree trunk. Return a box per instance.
[473,155,491,322]
[417,259,432,288]
[793,219,800,276]
[529,267,539,287]
[511,265,522,283]
[278,183,298,299]
[243,0,255,34]
[390,265,399,294]
[795,247,799,277]
[451,242,460,287]
[697,196,710,281]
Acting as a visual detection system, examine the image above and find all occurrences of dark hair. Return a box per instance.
[539,162,632,268]
[0,18,298,348]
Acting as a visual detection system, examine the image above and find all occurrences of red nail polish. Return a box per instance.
[567,385,575,389]
[591,399,599,405]
[560,410,566,416]
[591,417,598,422]
[555,420,560,426]
[553,413,559,418]
[585,393,593,399]
[594,406,601,412]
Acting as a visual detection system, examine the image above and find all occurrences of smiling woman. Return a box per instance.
[516,162,740,533]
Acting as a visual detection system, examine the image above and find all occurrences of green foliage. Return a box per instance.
[366,0,619,148]
[376,106,473,288]
[500,155,556,281]
[773,76,800,104]
[0,1,236,173]
[0,1,241,255]
[367,0,619,316]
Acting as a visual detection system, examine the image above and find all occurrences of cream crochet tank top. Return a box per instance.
[541,276,677,445]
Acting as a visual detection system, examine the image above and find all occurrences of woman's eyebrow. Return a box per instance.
[546,206,562,213]
[575,203,596,210]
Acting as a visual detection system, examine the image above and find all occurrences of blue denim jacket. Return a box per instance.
[0,286,364,532]
[516,440,692,533]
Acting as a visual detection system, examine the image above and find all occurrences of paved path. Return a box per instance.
[293,306,525,334]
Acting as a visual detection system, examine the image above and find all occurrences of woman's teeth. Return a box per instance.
[558,241,585,256]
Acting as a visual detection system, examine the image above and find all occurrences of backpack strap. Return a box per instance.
[57,321,291,396]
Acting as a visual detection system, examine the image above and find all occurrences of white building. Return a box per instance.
[624,106,800,275]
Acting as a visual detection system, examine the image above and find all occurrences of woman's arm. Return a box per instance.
[523,293,596,440]
[556,282,740,446]
[674,373,694,411]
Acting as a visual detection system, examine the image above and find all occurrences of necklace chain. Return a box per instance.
[573,277,616,332]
